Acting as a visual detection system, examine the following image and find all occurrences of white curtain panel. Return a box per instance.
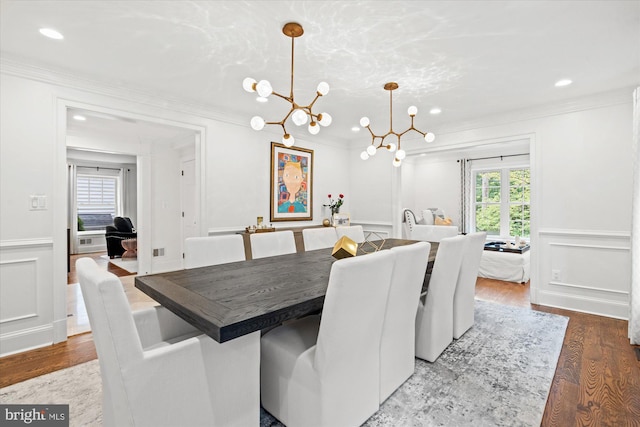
[631,87,640,345]
[459,159,471,234]
[68,163,78,254]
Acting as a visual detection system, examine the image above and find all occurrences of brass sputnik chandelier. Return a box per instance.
[359,82,435,167]
[243,22,331,147]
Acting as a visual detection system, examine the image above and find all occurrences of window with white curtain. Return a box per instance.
[472,167,530,238]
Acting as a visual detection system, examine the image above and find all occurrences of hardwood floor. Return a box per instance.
[476,279,640,426]
[68,252,132,284]
[1,276,639,425]
[67,252,154,336]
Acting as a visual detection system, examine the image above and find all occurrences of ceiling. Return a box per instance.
[1,1,639,146]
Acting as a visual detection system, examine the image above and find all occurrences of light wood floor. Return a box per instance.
[67,252,154,336]
[1,273,639,425]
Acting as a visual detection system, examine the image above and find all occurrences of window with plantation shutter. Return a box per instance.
[77,174,119,230]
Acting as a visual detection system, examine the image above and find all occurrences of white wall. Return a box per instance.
[403,154,462,227]
[0,69,349,356]
[205,120,350,233]
[349,93,634,319]
[149,144,183,272]
[348,146,395,237]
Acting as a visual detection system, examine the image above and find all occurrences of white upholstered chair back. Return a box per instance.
[184,235,246,269]
[453,231,487,339]
[76,258,140,426]
[76,257,260,426]
[335,225,366,243]
[302,227,339,251]
[415,235,466,362]
[249,230,296,259]
[260,249,396,426]
[380,241,431,403]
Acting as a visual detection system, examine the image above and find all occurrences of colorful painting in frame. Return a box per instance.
[270,142,313,222]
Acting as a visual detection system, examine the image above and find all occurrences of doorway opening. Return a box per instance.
[62,104,202,337]
[397,134,535,305]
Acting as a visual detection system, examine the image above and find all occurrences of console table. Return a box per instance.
[237,225,325,259]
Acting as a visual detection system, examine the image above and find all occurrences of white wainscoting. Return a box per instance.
[537,229,631,319]
[353,221,393,241]
[0,238,55,357]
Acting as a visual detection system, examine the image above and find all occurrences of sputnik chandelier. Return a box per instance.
[243,22,331,147]
[359,82,435,167]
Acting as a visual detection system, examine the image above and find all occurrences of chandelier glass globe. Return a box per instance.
[282,133,295,147]
[250,116,265,131]
[292,109,308,126]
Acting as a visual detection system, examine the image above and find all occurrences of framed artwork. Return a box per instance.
[270,142,314,222]
[333,213,350,226]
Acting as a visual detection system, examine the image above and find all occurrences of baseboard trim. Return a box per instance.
[0,324,53,357]
[538,290,628,320]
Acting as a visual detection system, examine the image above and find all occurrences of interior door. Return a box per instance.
[181,158,198,262]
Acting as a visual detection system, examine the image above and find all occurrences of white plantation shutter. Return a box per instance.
[77,175,117,216]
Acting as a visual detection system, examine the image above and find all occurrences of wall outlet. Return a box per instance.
[153,248,165,257]
[551,269,561,281]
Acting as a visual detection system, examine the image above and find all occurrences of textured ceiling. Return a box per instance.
[1,0,639,146]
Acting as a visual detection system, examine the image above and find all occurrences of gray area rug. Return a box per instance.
[1,300,567,427]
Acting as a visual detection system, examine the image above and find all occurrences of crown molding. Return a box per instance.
[435,87,634,136]
[345,86,635,149]
[0,57,351,149]
[1,57,243,123]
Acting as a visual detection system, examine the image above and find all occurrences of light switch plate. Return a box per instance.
[29,195,47,210]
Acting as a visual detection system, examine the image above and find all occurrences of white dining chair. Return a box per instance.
[249,230,296,259]
[335,225,366,243]
[452,231,487,339]
[76,258,259,427]
[260,249,396,427]
[380,241,431,403]
[184,235,246,269]
[415,234,466,362]
[302,227,339,251]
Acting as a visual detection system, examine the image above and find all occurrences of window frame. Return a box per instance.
[471,164,530,240]
[76,168,122,231]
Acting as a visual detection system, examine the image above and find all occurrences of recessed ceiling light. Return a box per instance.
[39,28,64,40]
[73,115,86,121]
[555,79,572,87]
[256,96,268,103]
[351,127,360,132]
[429,108,442,115]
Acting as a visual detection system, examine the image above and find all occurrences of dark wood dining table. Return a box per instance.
[135,238,437,343]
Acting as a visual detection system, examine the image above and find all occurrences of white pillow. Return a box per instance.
[421,209,435,225]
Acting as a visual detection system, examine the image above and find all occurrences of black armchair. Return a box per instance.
[105,217,137,258]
